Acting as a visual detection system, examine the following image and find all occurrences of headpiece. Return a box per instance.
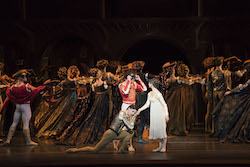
[96,59,109,69]
[57,67,67,76]
[162,62,176,71]
[176,63,190,77]
[202,57,215,69]
[214,57,224,67]
[12,69,30,79]
[131,61,145,70]
[89,68,100,78]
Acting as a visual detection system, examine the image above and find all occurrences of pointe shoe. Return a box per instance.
[160,147,167,153]
[152,147,161,152]
[128,146,135,152]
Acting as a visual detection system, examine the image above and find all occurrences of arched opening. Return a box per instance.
[121,39,188,75]
[40,37,96,78]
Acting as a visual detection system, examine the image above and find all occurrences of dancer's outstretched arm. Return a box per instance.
[137,94,150,114]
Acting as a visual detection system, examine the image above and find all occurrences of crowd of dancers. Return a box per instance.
[0,56,249,153]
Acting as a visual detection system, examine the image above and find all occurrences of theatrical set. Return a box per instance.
[0,1,249,167]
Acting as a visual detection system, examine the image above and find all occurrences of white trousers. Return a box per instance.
[121,103,132,111]
[10,104,32,130]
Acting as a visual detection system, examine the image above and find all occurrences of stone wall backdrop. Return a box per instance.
[0,0,250,125]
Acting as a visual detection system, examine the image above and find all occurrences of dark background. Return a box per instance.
[0,0,249,75]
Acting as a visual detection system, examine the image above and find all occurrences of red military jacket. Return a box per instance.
[119,79,147,105]
[0,84,46,114]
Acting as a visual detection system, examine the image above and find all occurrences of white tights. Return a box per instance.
[10,104,32,130]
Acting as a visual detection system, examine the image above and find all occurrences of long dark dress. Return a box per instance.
[110,84,122,120]
[213,79,250,143]
[165,80,195,136]
[56,84,110,146]
[35,80,78,138]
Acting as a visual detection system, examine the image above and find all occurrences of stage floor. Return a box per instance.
[0,128,250,167]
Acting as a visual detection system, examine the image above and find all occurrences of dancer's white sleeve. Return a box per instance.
[157,92,169,117]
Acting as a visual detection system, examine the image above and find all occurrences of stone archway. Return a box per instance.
[121,38,188,75]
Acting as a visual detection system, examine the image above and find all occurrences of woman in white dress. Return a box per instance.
[137,78,169,152]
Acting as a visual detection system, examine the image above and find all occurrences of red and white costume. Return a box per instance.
[119,78,147,110]
[0,84,46,129]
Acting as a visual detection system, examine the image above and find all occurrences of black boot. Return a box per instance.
[137,135,149,144]
[136,126,148,144]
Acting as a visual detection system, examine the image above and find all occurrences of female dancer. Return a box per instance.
[1,69,47,146]
[137,78,169,152]
[213,60,250,143]
[35,66,80,138]
[0,62,14,139]
[57,68,110,145]
[163,62,200,136]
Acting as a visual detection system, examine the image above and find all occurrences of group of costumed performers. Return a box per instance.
[0,56,249,152]
[212,60,250,143]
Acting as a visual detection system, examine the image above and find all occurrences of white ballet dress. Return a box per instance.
[147,91,169,140]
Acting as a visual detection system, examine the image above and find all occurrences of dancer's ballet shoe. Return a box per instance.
[160,148,166,153]
[128,146,135,152]
[66,148,78,153]
[152,147,161,152]
[26,141,38,146]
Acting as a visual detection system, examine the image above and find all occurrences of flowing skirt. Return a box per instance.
[57,91,110,146]
[165,84,195,136]
[149,101,167,139]
[213,87,250,143]
[36,91,78,138]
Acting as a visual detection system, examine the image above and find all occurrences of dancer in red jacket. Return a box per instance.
[1,69,47,146]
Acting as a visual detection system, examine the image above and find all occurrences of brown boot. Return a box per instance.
[23,129,38,146]
[2,126,16,146]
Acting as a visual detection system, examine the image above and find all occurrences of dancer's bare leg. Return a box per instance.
[160,138,167,152]
[128,138,135,152]
[152,140,162,152]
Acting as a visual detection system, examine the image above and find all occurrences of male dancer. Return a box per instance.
[117,69,147,150]
[66,105,137,153]
[208,57,231,135]
[202,57,215,133]
[119,69,147,111]
[1,69,47,146]
[131,61,155,144]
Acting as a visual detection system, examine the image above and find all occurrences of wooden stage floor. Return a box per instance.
[0,128,250,167]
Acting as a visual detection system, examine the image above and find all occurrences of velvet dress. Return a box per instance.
[165,78,195,136]
[213,79,250,143]
[35,80,78,138]
[57,83,110,146]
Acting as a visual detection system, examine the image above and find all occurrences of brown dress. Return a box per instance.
[165,79,195,136]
